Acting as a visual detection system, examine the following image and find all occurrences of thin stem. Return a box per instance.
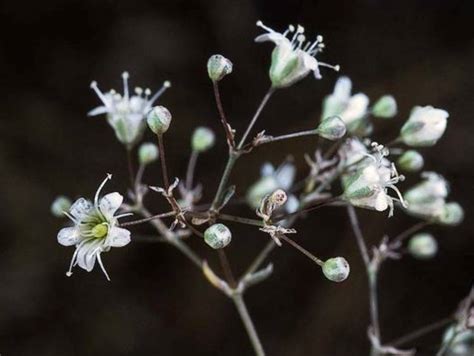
[232,294,266,356]
[126,147,135,188]
[120,211,176,227]
[218,249,237,287]
[156,134,170,190]
[244,241,276,276]
[238,87,275,149]
[436,328,458,356]
[273,196,340,223]
[135,163,145,190]
[186,150,199,190]
[368,270,381,346]
[390,221,430,246]
[347,206,370,266]
[212,81,235,147]
[257,129,318,146]
[278,234,324,266]
[389,317,453,347]
[210,153,238,211]
[219,214,264,227]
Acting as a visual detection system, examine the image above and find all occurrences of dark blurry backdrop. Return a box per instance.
[0,0,473,355]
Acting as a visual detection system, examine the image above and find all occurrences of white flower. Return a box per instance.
[400,106,448,147]
[89,72,171,147]
[255,21,339,88]
[57,174,132,281]
[322,76,370,133]
[343,143,406,216]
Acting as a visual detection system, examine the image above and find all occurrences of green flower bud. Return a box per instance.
[147,106,172,135]
[437,202,464,226]
[207,54,233,82]
[322,257,350,282]
[400,106,448,147]
[372,95,397,118]
[51,196,72,217]
[408,233,437,259]
[191,127,215,152]
[317,116,347,140]
[398,150,424,172]
[138,142,159,165]
[204,223,232,249]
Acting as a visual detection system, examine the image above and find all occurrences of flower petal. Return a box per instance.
[69,198,93,221]
[261,163,275,177]
[333,77,352,101]
[106,227,131,247]
[76,240,102,272]
[275,163,296,190]
[57,227,81,246]
[254,33,288,46]
[88,106,109,116]
[99,192,123,219]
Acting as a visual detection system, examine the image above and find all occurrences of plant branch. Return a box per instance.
[389,317,453,347]
[156,133,170,190]
[390,221,430,247]
[186,150,199,190]
[278,234,324,266]
[120,211,176,227]
[347,206,370,266]
[126,147,135,188]
[212,81,235,147]
[255,129,318,146]
[243,240,277,277]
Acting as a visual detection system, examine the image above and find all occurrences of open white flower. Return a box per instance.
[400,106,448,146]
[57,174,131,281]
[322,76,370,134]
[89,72,171,147]
[343,143,406,216]
[255,21,339,88]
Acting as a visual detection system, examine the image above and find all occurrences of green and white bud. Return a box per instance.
[322,257,350,282]
[372,95,397,118]
[401,106,448,147]
[398,150,424,172]
[51,196,72,217]
[147,106,172,135]
[316,116,346,140]
[408,233,438,259]
[204,223,232,249]
[207,54,233,82]
[191,127,215,152]
[138,142,159,165]
[442,326,474,356]
[437,202,464,226]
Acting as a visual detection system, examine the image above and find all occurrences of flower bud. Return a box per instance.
[51,196,72,217]
[147,106,172,135]
[442,326,474,355]
[372,95,397,118]
[207,54,233,82]
[191,127,215,152]
[401,106,448,147]
[408,233,438,259]
[437,202,464,226]
[322,257,350,282]
[138,142,159,165]
[204,223,232,249]
[317,116,347,140]
[398,150,424,172]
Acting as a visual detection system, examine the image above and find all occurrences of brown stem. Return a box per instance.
[218,249,237,288]
[278,234,324,266]
[119,211,176,227]
[156,133,170,190]
[212,81,235,148]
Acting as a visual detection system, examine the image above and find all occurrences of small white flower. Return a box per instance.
[255,21,339,88]
[343,143,406,216]
[57,174,132,281]
[89,72,171,147]
[322,76,370,133]
[400,106,448,147]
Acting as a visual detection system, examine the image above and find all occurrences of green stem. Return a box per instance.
[210,153,239,212]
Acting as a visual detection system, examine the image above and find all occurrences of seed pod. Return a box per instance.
[207,54,233,82]
[322,257,350,282]
[204,223,232,249]
[147,106,172,135]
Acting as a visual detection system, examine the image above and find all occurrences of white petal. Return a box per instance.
[333,77,352,101]
[106,227,131,247]
[57,227,81,246]
[254,33,288,46]
[69,198,93,221]
[374,192,389,211]
[300,51,318,71]
[76,240,102,272]
[261,163,275,177]
[275,162,296,190]
[88,106,109,116]
[99,192,123,218]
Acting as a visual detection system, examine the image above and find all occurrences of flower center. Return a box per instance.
[91,223,108,238]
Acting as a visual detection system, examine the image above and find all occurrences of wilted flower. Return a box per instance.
[51,196,72,217]
[343,143,406,216]
[316,115,346,140]
[397,150,424,172]
[321,76,370,135]
[57,174,131,281]
[138,142,159,165]
[204,223,232,249]
[192,127,215,152]
[408,233,438,259]
[207,54,233,82]
[322,257,350,282]
[255,21,339,88]
[89,72,171,147]
[400,106,448,147]
[372,95,397,119]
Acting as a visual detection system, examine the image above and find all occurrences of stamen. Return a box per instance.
[319,62,340,71]
[122,71,129,99]
[147,81,172,107]
[135,87,143,95]
[96,253,111,281]
[297,34,306,49]
[144,88,151,99]
[256,20,274,33]
[115,212,134,219]
[90,81,110,107]
[94,174,112,208]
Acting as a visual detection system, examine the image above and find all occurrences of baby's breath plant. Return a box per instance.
[51,21,470,355]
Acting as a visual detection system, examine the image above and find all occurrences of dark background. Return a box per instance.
[0,0,473,355]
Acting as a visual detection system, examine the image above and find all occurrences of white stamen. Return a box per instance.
[90,81,110,107]
[319,62,340,71]
[96,252,111,281]
[94,174,112,208]
[135,87,143,95]
[148,81,171,107]
[256,20,274,33]
[122,71,129,99]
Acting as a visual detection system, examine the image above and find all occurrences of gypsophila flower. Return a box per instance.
[322,76,370,135]
[57,174,131,281]
[400,106,448,147]
[89,72,171,147]
[255,21,339,88]
[343,142,406,216]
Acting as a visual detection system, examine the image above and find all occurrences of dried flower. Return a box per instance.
[401,106,448,147]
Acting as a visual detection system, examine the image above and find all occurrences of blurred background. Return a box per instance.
[0,0,473,355]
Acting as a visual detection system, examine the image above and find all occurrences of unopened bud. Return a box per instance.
[398,150,424,172]
[408,233,437,259]
[322,257,350,282]
[138,142,159,165]
[204,223,232,249]
[207,54,233,82]
[51,196,72,217]
[147,106,172,135]
[372,95,397,118]
[437,202,464,226]
[192,127,215,152]
[317,116,347,140]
